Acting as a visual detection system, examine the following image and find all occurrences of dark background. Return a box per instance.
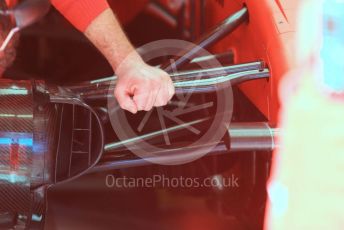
[4,3,270,230]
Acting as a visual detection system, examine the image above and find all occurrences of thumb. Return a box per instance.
[114,86,138,114]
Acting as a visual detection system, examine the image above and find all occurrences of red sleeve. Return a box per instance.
[51,0,110,32]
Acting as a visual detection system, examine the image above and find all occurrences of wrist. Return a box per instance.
[114,52,145,77]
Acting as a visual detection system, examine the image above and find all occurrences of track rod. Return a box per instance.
[89,122,279,173]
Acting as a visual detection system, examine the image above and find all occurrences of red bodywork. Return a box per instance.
[203,0,299,125]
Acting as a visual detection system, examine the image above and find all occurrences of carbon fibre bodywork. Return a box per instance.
[0,80,105,228]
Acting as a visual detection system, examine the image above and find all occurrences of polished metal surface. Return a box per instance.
[229,122,280,151]
[70,61,264,88]
[91,122,278,173]
[173,69,269,93]
[65,62,269,100]
[189,51,234,66]
[104,118,210,153]
[90,141,229,173]
[162,7,248,72]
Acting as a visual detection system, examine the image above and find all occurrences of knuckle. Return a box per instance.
[134,99,144,110]
[156,97,168,107]
[154,99,163,107]
[118,103,127,110]
[156,101,167,107]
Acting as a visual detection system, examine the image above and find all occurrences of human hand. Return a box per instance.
[114,58,175,114]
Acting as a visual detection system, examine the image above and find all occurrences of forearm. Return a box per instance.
[52,1,174,113]
[84,9,143,73]
[51,0,109,32]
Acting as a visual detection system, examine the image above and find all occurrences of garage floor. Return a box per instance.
[46,173,243,230]
[45,152,268,230]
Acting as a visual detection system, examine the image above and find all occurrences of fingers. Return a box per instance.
[133,87,154,111]
[154,77,175,107]
[114,85,138,114]
[134,83,170,110]
[136,75,175,109]
[115,64,175,113]
[154,83,170,107]
[145,89,157,111]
